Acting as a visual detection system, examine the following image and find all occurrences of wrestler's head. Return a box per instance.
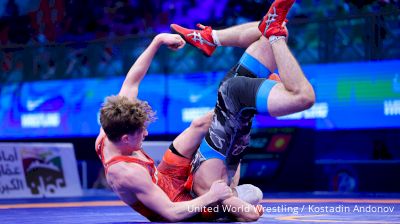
[100,95,156,149]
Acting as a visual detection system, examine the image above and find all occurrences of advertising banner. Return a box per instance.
[0,143,82,198]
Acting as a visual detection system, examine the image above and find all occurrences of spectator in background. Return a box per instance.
[0,51,23,83]
[66,50,91,78]
[7,58,23,83]
[0,19,9,44]
[96,47,123,78]
[373,140,393,160]
[0,51,14,82]
[41,59,56,80]
[1,0,398,44]
[3,0,32,45]
[4,0,19,17]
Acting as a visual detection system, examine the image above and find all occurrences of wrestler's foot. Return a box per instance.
[170,23,217,57]
[258,0,295,38]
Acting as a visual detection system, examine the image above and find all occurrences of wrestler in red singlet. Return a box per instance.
[96,136,206,221]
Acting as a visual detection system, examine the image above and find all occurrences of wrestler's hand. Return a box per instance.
[209,180,233,201]
[157,33,186,51]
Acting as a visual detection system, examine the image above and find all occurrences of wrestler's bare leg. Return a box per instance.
[208,22,260,49]
[211,22,288,48]
[247,37,315,116]
[172,111,213,158]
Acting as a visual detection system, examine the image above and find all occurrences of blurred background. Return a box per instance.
[0,0,399,195]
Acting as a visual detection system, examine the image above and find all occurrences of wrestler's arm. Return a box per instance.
[108,164,232,222]
[230,164,240,188]
[222,197,262,222]
[118,33,185,99]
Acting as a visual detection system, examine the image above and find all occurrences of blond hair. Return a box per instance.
[100,95,156,142]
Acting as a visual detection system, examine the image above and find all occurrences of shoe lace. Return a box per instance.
[263,7,278,35]
[187,31,215,47]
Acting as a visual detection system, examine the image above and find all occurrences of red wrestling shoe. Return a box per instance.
[171,23,216,57]
[258,0,295,38]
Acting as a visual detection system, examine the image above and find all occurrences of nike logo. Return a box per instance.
[27,98,46,111]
